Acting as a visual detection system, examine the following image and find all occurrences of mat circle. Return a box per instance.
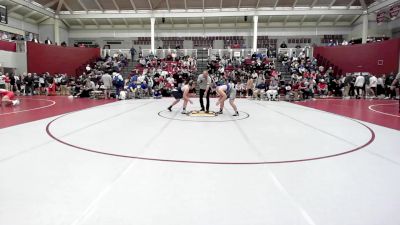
[46,107,375,165]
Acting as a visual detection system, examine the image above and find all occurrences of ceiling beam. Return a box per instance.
[273,0,279,9]
[92,19,99,27]
[107,18,114,27]
[184,0,187,11]
[23,11,37,19]
[147,0,153,10]
[8,5,23,13]
[8,0,54,17]
[56,0,65,14]
[77,18,84,28]
[346,0,356,8]
[359,0,367,10]
[283,15,289,25]
[202,0,205,12]
[61,19,71,28]
[300,14,306,25]
[43,0,58,8]
[368,0,398,13]
[292,0,298,8]
[37,15,50,24]
[333,15,342,25]
[77,0,88,12]
[238,0,241,9]
[60,8,364,19]
[350,14,360,25]
[129,0,137,12]
[63,1,73,14]
[166,0,170,11]
[311,0,318,8]
[317,14,325,25]
[220,0,223,11]
[111,0,120,11]
[328,0,336,8]
[123,18,129,27]
[94,0,104,11]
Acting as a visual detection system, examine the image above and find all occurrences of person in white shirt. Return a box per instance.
[101,72,113,99]
[369,75,378,98]
[354,74,365,99]
[377,75,385,97]
[267,78,279,101]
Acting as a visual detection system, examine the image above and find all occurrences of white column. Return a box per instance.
[150,17,155,53]
[362,13,368,44]
[253,15,258,53]
[54,18,60,45]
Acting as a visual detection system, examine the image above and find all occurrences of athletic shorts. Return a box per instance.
[227,87,236,100]
[171,90,183,99]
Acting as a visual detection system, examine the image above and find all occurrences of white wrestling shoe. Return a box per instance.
[12,100,20,106]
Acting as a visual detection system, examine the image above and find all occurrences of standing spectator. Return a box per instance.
[24,73,34,96]
[60,74,69,96]
[130,46,137,61]
[38,74,45,95]
[101,72,113,99]
[342,73,353,99]
[369,74,378,98]
[0,73,5,89]
[4,73,10,91]
[113,73,124,99]
[377,75,385,97]
[385,73,396,99]
[354,73,365,99]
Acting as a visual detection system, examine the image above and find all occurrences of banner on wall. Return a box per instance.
[389,4,400,19]
[376,11,387,23]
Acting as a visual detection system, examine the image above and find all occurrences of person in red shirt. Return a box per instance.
[317,79,328,97]
[0,89,20,106]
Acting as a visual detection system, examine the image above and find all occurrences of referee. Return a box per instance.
[197,70,211,113]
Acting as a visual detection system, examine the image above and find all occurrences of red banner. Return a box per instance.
[376,11,387,23]
[389,4,400,19]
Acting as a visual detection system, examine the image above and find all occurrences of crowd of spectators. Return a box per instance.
[278,51,400,101]
[204,53,282,100]
[1,46,399,101]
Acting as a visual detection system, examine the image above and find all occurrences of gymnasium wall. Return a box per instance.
[27,42,100,76]
[0,51,27,74]
[313,38,400,75]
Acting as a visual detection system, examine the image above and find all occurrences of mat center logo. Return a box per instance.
[186,110,218,117]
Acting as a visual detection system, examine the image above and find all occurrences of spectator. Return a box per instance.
[44,37,52,45]
[354,73,365,99]
[369,74,378,98]
[280,41,287,48]
[24,73,34,96]
[101,72,113,99]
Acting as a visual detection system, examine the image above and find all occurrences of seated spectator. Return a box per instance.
[76,78,95,98]
[267,78,279,101]
[317,79,328,97]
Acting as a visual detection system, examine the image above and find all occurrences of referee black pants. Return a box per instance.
[199,89,210,111]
